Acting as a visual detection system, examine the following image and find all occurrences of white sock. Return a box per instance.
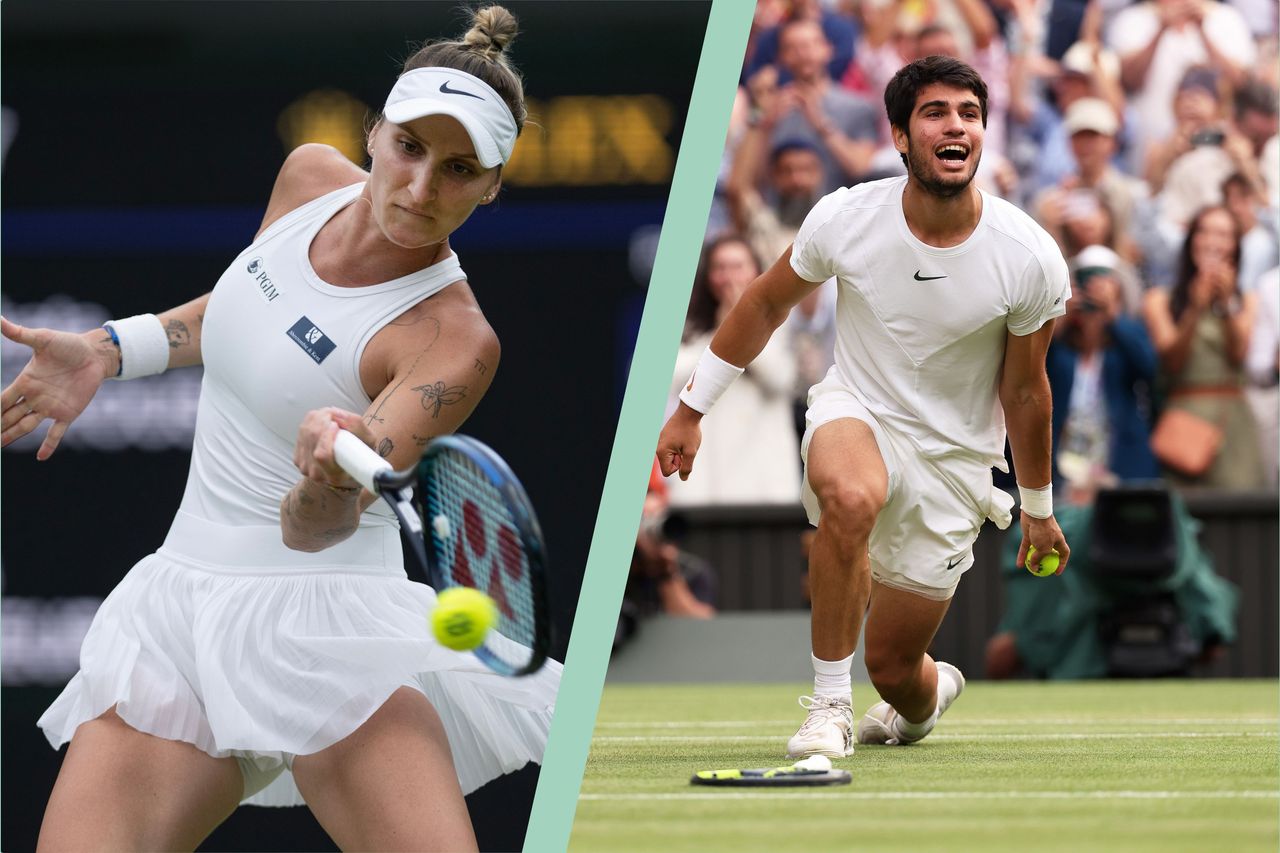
[935,666,960,708]
[894,708,938,738]
[894,666,956,738]
[812,653,853,703]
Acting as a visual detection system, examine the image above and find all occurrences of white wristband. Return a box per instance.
[105,314,170,380]
[1018,483,1053,519]
[678,346,744,414]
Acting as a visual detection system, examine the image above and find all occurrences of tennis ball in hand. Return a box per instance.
[1026,545,1060,577]
[431,587,498,651]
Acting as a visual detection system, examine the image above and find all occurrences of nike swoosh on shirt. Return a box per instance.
[945,557,961,571]
[439,81,483,99]
[914,271,947,281]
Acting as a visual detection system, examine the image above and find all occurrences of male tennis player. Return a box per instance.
[658,55,1071,758]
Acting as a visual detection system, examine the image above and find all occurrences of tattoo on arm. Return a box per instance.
[474,358,488,375]
[363,322,443,426]
[412,433,431,448]
[377,437,394,458]
[413,381,468,419]
[166,319,191,349]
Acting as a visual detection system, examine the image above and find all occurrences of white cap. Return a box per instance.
[383,67,517,168]
[1074,244,1122,273]
[1064,97,1119,136]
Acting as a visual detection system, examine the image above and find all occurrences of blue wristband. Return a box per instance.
[102,324,123,377]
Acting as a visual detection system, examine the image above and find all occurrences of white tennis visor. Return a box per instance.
[383,67,517,168]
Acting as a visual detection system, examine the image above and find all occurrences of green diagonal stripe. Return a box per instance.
[523,1,753,849]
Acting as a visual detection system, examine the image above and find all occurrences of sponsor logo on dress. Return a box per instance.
[913,270,947,282]
[287,316,336,364]
[247,257,280,303]
[945,556,962,571]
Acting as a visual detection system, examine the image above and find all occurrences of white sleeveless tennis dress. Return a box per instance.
[39,183,561,807]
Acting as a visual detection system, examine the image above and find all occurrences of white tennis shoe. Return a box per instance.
[856,661,965,745]
[786,695,854,758]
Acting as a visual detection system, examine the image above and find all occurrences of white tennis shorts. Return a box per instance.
[800,376,1014,601]
[38,510,559,806]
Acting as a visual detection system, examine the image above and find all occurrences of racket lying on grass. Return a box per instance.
[691,756,851,787]
[334,430,550,676]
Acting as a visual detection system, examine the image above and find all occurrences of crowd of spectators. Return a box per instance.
[674,0,1280,508]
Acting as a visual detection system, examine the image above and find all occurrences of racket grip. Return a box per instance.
[334,429,392,492]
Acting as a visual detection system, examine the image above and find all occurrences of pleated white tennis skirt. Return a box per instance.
[38,510,561,807]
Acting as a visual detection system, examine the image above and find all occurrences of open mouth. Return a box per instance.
[934,143,970,166]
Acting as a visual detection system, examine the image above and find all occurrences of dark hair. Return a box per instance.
[769,138,823,166]
[1177,65,1220,100]
[778,16,828,48]
[1221,172,1253,198]
[401,5,527,134]
[684,236,762,340]
[1235,78,1279,120]
[1170,205,1242,320]
[884,55,988,135]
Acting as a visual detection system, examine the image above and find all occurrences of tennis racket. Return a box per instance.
[334,429,550,676]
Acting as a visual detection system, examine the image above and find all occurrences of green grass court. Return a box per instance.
[571,681,1279,852]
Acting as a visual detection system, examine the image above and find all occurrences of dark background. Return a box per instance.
[0,2,709,850]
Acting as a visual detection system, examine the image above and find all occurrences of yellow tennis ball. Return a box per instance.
[1026,545,1060,577]
[431,587,498,651]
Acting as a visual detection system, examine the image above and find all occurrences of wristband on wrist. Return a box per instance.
[104,314,170,380]
[1018,483,1053,519]
[678,346,745,415]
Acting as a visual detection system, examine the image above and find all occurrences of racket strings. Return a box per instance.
[423,453,537,657]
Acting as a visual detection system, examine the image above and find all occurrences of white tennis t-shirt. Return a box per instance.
[790,176,1070,469]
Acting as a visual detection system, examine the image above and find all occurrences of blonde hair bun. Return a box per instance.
[463,6,518,61]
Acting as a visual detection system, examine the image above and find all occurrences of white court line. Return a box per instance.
[593,731,1278,744]
[594,717,1279,728]
[579,790,1280,802]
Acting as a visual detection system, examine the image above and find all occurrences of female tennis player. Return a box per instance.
[1,7,559,851]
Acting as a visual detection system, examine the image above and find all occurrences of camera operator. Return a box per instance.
[1047,256,1161,503]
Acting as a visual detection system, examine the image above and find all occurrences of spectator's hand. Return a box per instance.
[1204,259,1238,306]
[793,84,830,133]
[764,85,803,128]
[656,404,703,481]
[1079,0,1103,44]
[1222,130,1256,168]
[1035,187,1068,230]
[747,65,787,128]
[993,157,1019,198]
[1188,272,1216,312]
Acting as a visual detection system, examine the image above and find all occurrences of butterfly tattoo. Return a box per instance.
[413,381,468,418]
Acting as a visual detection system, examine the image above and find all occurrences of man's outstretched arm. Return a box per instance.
[657,247,820,480]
